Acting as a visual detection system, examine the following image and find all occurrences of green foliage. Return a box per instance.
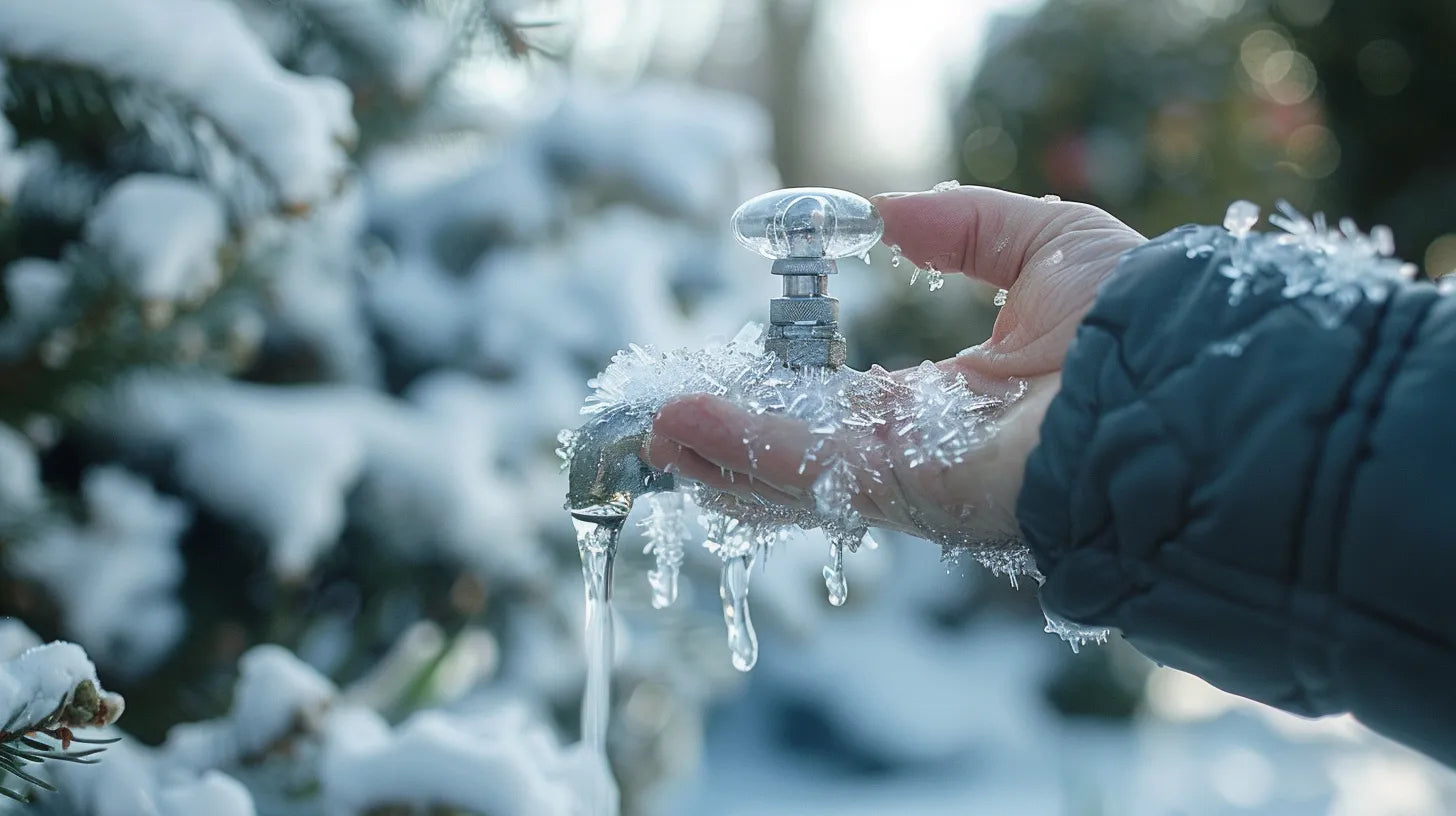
[0,239,258,427]
[954,0,1456,263]
[0,679,121,803]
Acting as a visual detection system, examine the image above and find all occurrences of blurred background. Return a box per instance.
[1,0,1454,814]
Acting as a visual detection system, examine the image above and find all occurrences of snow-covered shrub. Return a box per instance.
[0,0,775,811]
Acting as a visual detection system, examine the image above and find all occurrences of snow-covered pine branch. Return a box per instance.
[6,467,188,679]
[0,639,124,803]
[264,0,453,101]
[0,0,355,215]
[153,644,608,816]
[0,174,257,423]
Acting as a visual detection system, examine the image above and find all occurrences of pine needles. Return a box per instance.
[0,731,119,803]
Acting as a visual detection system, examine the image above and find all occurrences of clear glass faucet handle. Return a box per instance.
[730,188,884,260]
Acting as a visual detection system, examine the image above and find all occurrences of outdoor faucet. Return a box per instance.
[565,405,675,519]
[564,188,883,518]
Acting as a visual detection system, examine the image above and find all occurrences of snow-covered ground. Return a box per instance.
[654,536,1456,816]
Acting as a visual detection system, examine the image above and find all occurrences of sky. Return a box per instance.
[811,0,1046,189]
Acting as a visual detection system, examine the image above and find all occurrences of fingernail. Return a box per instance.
[870,192,917,202]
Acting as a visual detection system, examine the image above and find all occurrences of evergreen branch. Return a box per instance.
[0,645,124,803]
[0,151,108,268]
[0,237,262,426]
[2,58,283,221]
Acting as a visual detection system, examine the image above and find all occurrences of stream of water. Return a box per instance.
[572,508,625,815]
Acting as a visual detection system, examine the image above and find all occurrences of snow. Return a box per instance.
[2,258,70,321]
[289,0,451,98]
[662,540,1456,816]
[8,467,188,678]
[0,106,22,203]
[0,620,42,661]
[0,641,117,732]
[0,423,43,522]
[230,644,336,755]
[0,0,355,208]
[262,184,381,384]
[544,82,773,219]
[144,646,609,816]
[46,740,258,816]
[96,372,546,580]
[321,704,613,816]
[83,175,226,302]
[155,771,256,816]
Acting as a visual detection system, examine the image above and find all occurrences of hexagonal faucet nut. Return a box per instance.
[769,296,839,326]
[766,324,846,369]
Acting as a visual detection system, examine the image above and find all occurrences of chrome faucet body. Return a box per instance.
[565,405,675,517]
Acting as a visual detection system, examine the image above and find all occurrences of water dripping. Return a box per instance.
[720,553,759,671]
[572,509,625,756]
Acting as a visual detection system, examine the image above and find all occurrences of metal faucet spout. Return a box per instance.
[565,405,675,518]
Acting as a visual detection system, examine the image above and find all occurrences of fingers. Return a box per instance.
[649,394,830,497]
[648,394,919,531]
[643,432,803,507]
[872,186,1134,289]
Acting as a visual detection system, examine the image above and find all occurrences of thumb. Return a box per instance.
[872,186,1139,289]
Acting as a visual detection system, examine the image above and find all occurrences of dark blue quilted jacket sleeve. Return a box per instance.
[1018,224,1456,767]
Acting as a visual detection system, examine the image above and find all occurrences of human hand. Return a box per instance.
[644,186,1145,542]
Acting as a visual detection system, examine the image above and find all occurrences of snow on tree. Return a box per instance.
[0,0,775,811]
[0,631,124,803]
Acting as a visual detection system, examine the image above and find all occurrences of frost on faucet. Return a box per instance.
[567,321,1032,674]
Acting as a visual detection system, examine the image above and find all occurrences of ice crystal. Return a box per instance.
[568,322,1034,673]
[1222,199,1259,238]
[993,288,1009,307]
[931,179,961,193]
[812,457,862,531]
[555,428,578,473]
[639,492,689,609]
[823,538,848,607]
[893,362,1021,469]
[889,244,902,268]
[1042,611,1112,655]
[1188,200,1419,329]
[582,324,778,418]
